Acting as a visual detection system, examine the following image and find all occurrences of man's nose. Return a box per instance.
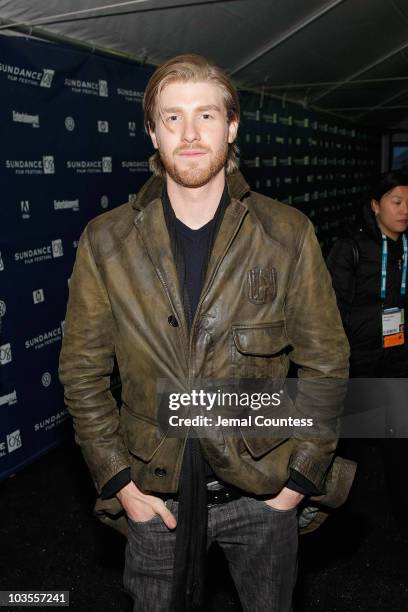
[181,117,200,143]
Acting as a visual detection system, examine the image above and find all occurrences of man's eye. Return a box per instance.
[166,115,179,122]
[202,113,213,120]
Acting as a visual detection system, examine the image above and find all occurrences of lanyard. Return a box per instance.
[380,233,408,301]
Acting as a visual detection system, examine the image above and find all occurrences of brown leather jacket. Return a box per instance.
[59,171,352,521]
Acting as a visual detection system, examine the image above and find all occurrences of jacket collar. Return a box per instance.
[131,170,251,211]
[132,171,250,337]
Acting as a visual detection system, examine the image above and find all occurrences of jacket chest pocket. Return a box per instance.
[231,321,290,379]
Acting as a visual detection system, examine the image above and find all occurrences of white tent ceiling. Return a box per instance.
[1,0,408,129]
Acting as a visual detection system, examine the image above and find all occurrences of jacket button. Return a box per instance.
[154,467,167,477]
[168,315,179,327]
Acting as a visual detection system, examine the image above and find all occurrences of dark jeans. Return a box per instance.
[124,496,298,612]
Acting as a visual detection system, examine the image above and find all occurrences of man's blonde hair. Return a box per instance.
[143,54,240,177]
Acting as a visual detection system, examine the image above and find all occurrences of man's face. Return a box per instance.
[149,80,238,188]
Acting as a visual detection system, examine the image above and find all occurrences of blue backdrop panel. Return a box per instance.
[0,36,153,479]
[0,35,380,481]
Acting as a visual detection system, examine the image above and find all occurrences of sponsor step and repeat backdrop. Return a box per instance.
[238,90,380,252]
[0,36,154,479]
[0,35,380,480]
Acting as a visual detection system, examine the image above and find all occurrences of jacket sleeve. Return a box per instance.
[284,220,350,492]
[326,238,357,333]
[59,226,131,493]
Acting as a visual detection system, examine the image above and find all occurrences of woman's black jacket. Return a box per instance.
[326,205,408,377]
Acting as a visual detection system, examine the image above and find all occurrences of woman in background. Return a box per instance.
[327,169,408,539]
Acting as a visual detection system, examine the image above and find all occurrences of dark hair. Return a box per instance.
[371,169,408,201]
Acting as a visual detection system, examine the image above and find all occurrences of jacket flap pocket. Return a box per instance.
[232,322,289,356]
[124,413,167,462]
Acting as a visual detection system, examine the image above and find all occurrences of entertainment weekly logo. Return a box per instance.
[13,239,64,265]
[65,78,108,97]
[5,156,55,175]
[66,157,112,174]
[0,62,54,88]
[0,390,17,407]
[54,199,79,212]
[12,110,40,128]
[117,87,143,103]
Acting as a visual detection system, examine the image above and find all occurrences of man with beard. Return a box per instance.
[59,54,351,611]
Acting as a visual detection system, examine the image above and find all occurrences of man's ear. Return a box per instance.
[371,198,379,215]
[149,127,159,150]
[228,119,239,144]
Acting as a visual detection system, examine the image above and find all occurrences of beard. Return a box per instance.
[158,142,229,188]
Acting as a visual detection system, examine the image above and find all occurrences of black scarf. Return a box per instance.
[162,183,230,611]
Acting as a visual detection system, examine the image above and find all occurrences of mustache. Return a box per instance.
[175,145,210,154]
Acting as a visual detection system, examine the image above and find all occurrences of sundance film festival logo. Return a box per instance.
[34,409,68,432]
[65,116,75,131]
[5,156,54,175]
[66,157,112,174]
[25,324,63,351]
[0,252,4,271]
[0,62,54,88]
[64,77,109,97]
[14,238,64,265]
[12,111,40,128]
[0,343,12,366]
[0,390,17,407]
[42,372,52,387]
[21,200,30,219]
[33,289,45,304]
[121,160,149,173]
[98,120,109,133]
[128,121,136,137]
[0,300,6,317]
[117,87,143,103]
[100,195,109,209]
[7,429,22,453]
